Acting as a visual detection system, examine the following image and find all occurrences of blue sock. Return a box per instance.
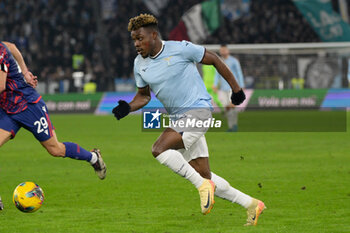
[63,142,92,162]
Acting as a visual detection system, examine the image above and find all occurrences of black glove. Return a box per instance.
[231,89,246,105]
[112,100,131,120]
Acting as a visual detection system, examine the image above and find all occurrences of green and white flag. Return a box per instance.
[169,0,221,43]
[293,0,350,42]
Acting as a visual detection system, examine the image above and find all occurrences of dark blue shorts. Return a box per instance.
[0,99,54,141]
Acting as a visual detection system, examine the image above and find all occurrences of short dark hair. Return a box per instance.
[221,44,227,47]
[128,14,158,32]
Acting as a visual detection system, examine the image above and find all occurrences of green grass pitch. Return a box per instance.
[1,113,350,233]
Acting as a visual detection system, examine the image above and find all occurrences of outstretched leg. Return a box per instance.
[211,172,265,225]
[40,131,106,179]
[184,133,265,225]
[152,128,215,214]
[152,128,204,189]
[211,172,252,208]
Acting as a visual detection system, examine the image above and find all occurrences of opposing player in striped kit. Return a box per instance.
[0,41,106,200]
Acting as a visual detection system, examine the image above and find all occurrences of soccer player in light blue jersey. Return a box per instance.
[213,45,245,132]
[112,14,265,226]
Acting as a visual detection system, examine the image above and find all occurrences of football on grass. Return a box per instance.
[13,182,44,213]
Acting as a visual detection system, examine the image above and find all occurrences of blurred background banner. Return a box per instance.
[89,88,350,116]
[95,91,164,115]
[44,93,103,114]
[321,88,350,108]
[293,0,350,42]
[247,89,327,109]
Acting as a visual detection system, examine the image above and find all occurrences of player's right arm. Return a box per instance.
[129,85,151,111]
[112,85,151,120]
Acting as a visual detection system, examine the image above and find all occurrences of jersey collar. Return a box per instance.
[150,41,164,59]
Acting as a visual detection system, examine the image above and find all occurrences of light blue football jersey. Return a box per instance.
[214,55,244,91]
[134,40,212,115]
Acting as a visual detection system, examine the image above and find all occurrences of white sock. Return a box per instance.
[89,152,98,164]
[156,149,204,188]
[226,108,238,128]
[211,172,252,208]
[232,108,238,125]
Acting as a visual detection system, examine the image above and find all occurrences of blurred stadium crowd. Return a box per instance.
[0,0,347,92]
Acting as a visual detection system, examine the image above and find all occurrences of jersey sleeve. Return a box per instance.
[181,40,205,63]
[133,61,147,88]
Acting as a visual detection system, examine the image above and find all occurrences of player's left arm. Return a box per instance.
[201,50,240,92]
[3,42,38,88]
[201,50,245,105]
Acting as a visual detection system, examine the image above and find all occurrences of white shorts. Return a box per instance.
[218,90,232,107]
[170,108,211,162]
[178,135,209,162]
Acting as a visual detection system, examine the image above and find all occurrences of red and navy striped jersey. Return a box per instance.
[0,42,41,114]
